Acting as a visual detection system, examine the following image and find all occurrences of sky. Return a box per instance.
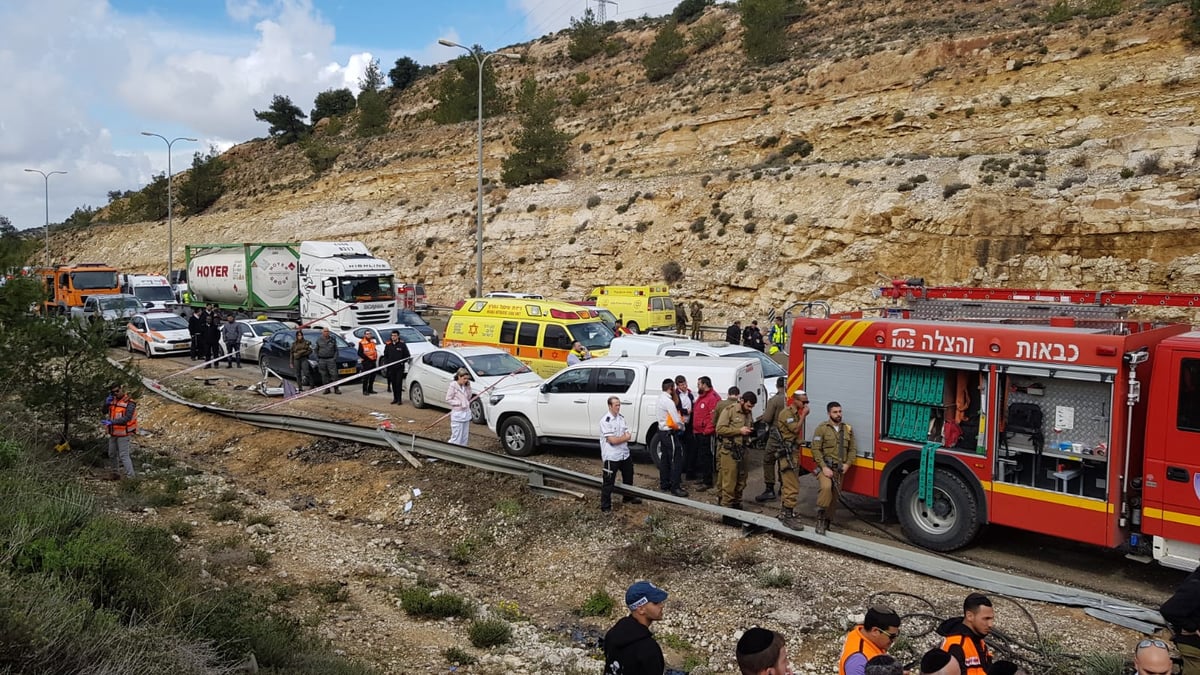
[0,0,680,233]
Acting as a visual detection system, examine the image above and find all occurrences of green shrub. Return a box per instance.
[444,646,477,665]
[643,21,689,82]
[689,217,707,233]
[673,0,713,23]
[399,586,472,619]
[309,580,349,603]
[743,222,757,234]
[1120,167,1135,179]
[468,618,513,648]
[1084,0,1122,19]
[779,138,813,159]
[1046,0,1076,23]
[1137,153,1164,176]
[690,17,726,51]
[757,567,794,588]
[943,183,971,199]
[587,195,601,208]
[577,588,616,617]
[662,261,684,283]
[735,259,748,272]
[210,502,244,522]
[636,221,652,233]
[167,519,195,538]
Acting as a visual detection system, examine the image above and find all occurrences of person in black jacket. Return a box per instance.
[201,313,222,368]
[604,580,668,675]
[381,330,411,405]
[726,320,742,345]
[1161,566,1200,675]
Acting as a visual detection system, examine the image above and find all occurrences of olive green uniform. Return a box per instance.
[811,419,857,510]
[715,404,753,508]
[773,402,807,511]
[758,391,786,487]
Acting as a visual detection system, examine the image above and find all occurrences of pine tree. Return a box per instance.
[253,94,309,146]
[739,0,800,65]
[643,21,688,82]
[311,88,356,124]
[388,56,421,90]
[431,49,504,125]
[568,9,606,62]
[177,148,227,215]
[501,79,570,187]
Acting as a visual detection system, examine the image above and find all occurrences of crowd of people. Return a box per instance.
[603,584,1176,675]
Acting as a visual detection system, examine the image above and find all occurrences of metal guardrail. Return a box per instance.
[139,375,1164,632]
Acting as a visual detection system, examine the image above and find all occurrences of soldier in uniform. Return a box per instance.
[811,400,857,534]
[755,377,788,503]
[715,391,757,509]
[773,389,810,529]
[675,304,688,333]
[689,301,703,340]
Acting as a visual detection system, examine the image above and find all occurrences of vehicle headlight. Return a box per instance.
[489,393,505,406]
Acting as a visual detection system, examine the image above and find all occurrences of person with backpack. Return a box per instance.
[604,581,668,675]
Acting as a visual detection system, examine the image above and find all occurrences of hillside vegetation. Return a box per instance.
[59,0,1200,319]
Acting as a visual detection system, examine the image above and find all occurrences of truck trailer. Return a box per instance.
[185,241,395,330]
[788,283,1200,570]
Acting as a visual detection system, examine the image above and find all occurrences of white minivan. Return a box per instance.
[486,354,766,460]
[609,334,787,398]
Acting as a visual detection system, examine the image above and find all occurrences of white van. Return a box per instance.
[122,274,175,310]
[486,354,766,461]
[609,334,788,398]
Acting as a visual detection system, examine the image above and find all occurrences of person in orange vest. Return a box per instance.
[936,593,994,675]
[357,332,379,395]
[735,626,793,675]
[839,605,902,675]
[102,383,138,479]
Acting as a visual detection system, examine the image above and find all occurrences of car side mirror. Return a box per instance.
[540,383,549,394]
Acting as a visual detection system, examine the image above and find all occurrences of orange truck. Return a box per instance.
[39,263,121,314]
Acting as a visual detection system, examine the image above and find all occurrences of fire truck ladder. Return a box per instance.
[879,284,1200,325]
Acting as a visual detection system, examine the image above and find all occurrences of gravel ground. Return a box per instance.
[111,349,1168,674]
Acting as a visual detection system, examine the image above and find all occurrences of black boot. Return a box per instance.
[777,508,804,531]
[815,508,828,535]
[754,485,777,502]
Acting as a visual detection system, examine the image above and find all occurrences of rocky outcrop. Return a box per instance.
[65,1,1200,322]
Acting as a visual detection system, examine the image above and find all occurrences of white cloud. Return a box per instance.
[0,0,379,232]
[511,0,675,37]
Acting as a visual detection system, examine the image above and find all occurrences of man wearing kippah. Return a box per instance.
[604,580,667,674]
[839,605,902,675]
[735,626,793,675]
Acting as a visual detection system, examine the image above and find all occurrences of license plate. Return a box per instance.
[338,367,356,375]
[172,343,189,350]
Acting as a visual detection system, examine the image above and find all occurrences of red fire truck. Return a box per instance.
[789,283,1200,570]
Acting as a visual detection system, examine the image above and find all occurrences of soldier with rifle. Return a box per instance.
[689,302,703,340]
[715,391,758,510]
[771,389,810,530]
[811,400,856,535]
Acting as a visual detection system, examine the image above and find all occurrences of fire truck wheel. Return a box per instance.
[499,416,537,457]
[895,468,981,551]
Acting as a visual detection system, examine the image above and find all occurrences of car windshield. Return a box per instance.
[726,349,786,378]
[71,271,118,289]
[147,315,188,331]
[568,321,614,350]
[132,285,174,302]
[99,296,141,310]
[465,352,532,376]
[337,276,395,302]
[394,326,424,343]
[595,308,617,329]
[251,321,289,337]
[396,310,429,327]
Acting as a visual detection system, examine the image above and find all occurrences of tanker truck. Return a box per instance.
[184,241,395,330]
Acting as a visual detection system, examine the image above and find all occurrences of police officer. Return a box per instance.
[774,389,809,529]
[811,400,856,534]
[755,377,788,503]
[716,391,757,510]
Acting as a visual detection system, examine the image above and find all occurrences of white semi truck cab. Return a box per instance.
[299,241,396,330]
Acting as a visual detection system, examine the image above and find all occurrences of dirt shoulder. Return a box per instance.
[112,351,1159,674]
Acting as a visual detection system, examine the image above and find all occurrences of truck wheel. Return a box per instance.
[626,321,640,334]
[470,398,485,425]
[409,382,426,409]
[895,468,981,552]
[499,416,536,457]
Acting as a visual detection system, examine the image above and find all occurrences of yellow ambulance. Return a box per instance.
[444,298,615,377]
[585,285,676,333]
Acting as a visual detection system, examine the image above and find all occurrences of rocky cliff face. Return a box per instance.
[66,1,1200,323]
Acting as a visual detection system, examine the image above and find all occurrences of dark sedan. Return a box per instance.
[396,308,439,345]
[258,329,358,386]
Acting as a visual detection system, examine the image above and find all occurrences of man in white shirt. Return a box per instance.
[600,396,643,512]
[655,379,688,498]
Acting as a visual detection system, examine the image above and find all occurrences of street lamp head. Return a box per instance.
[184,137,199,142]
[498,52,522,60]
[140,131,156,137]
[438,38,463,48]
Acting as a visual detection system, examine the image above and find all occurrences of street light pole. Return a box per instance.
[23,168,67,268]
[438,39,520,298]
[141,132,197,286]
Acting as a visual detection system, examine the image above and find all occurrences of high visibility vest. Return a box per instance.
[361,338,378,361]
[940,634,991,675]
[107,397,138,437]
[839,627,885,675]
[771,324,786,346]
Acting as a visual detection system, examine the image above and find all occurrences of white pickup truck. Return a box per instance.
[609,333,788,398]
[485,354,766,462]
[72,293,144,345]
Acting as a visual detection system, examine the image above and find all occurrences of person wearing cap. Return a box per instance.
[604,581,667,674]
[772,388,809,529]
[919,648,961,675]
[1132,639,1174,675]
[936,593,993,675]
[839,605,902,675]
[736,626,793,675]
[864,655,903,675]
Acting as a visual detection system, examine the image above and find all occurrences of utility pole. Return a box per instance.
[590,0,617,23]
